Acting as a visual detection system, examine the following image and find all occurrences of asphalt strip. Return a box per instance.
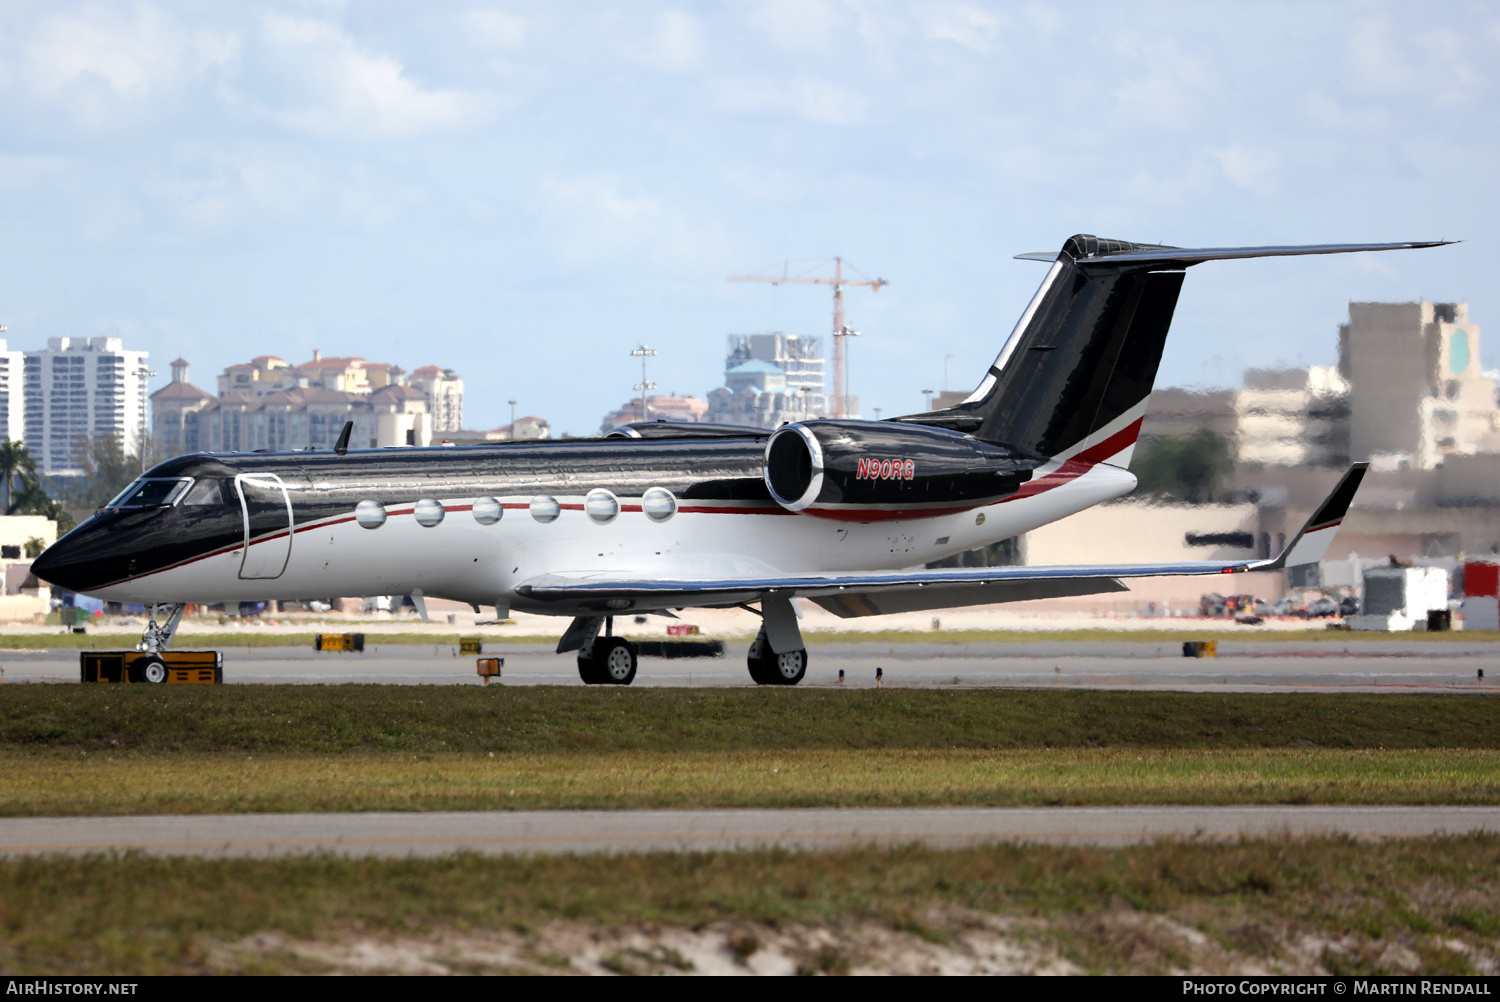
[2,806,1498,858]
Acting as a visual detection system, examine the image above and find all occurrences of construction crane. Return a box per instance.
[729,258,887,419]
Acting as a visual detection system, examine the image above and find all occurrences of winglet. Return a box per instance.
[334,420,354,456]
[1257,463,1369,571]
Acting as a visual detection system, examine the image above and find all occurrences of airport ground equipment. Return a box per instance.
[476,657,503,684]
[460,637,483,655]
[1182,641,1218,658]
[1347,567,1450,632]
[81,650,222,684]
[314,633,365,652]
[1462,561,1499,631]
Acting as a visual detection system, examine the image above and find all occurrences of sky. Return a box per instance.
[0,1,1496,435]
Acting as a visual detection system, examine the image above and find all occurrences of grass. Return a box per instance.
[2,837,1498,973]
[4,748,1500,816]
[1,688,1497,815]
[1,686,1498,754]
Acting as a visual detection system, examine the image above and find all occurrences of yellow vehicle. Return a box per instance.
[80,650,222,684]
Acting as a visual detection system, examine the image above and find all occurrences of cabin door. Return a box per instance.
[235,473,293,580]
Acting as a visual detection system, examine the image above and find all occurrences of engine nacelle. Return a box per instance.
[763,420,1034,520]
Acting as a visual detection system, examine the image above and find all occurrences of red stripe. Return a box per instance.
[1075,417,1143,464]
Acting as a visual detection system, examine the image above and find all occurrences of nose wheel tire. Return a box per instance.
[139,657,168,685]
[748,647,807,686]
[578,637,637,686]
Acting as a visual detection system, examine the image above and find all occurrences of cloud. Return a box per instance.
[1110,39,1215,130]
[715,76,865,124]
[751,0,841,52]
[463,9,527,50]
[1211,144,1279,197]
[257,15,491,140]
[1346,14,1483,105]
[913,2,1003,54]
[643,10,703,71]
[21,4,235,123]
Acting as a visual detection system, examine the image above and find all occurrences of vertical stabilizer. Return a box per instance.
[895,234,1450,466]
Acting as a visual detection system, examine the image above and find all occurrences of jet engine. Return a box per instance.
[763,420,1034,519]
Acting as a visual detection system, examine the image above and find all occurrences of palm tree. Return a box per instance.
[0,441,36,515]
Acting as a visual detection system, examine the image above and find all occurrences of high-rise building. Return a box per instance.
[408,366,464,433]
[1235,366,1350,468]
[705,333,830,428]
[23,337,149,476]
[1341,301,1500,469]
[0,339,25,445]
[150,358,214,457]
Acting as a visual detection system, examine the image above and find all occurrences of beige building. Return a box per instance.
[408,366,463,433]
[1341,301,1500,469]
[0,514,57,621]
[1235,366,1350,468]
[1019,500,1283,611]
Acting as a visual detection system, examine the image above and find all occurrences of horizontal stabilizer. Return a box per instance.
[1016,240,1454,267]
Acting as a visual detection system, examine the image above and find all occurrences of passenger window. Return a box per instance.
[183,479,226,505]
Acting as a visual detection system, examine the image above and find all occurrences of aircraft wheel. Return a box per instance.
[746,636,773,685]
[139,657,169,685]
[596,637,637,685]
[577,653,604,685]
[747,646,806,685]
[769,648,807,686]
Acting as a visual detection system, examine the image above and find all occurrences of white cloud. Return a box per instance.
[1211,144,1279,197]
[913,2,1002,54]
[644,11,703,71]
[715,76,865,124]
[751,0,841,52]
[1111,39,1215,130]
[21,4,235,123]
[464,9,527,50]
[258,15,491,140]
[1346,14,1483,105]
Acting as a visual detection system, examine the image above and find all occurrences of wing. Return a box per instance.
[516,465,1368,618]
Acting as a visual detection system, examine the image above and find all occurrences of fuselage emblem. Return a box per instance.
[856,458,915,481]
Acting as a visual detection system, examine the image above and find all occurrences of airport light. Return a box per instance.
[631,345,657,423]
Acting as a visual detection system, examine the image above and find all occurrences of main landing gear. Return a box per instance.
[554,596,808,687]
[559,616,638,685]
[745,595,807,686]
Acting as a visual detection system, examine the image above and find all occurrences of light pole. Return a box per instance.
[630,345,657,423]
[922,388,934,411]
[873,407,882,420]
[508,399,517,438]
[133,365,157,472]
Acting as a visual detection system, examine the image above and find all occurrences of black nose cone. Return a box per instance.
[29,521,114,593]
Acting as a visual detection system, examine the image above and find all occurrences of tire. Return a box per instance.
[768,648,807,686]
[746,636,773,685]
[140,657,169,685]
[577,652,604,685]
[595,637,637,686]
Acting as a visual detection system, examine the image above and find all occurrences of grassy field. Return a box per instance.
[0,688,1497,816]
[2,837,1497,974]
[4,748,1500,816]
[3,686,1499,753]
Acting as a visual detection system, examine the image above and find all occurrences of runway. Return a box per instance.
[2,806,1497,858]
[3,637,1497,692]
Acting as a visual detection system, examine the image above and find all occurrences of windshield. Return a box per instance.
[105,478,193,509]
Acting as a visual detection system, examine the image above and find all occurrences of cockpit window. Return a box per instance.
[105,478,193,509]
[182,478,226,506]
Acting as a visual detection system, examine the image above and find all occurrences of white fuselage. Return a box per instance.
[88,458,1137,613]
